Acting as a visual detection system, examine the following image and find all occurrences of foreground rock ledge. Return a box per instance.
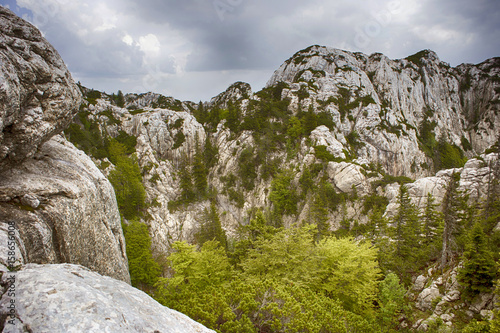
[0,263,215,333]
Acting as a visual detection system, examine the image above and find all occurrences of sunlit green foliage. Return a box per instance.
[106,139,146,220]
[156,225,382,332]
[269,169,298,216]
[315,236,381,313]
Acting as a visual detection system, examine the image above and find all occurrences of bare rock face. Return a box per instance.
[0,8,128,283]
[0,135,130,283]
[0,6,82,170]
[210,81,252,109]
[267,45,500,178]
[0,263,214,332]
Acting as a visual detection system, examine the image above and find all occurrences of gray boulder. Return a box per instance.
[0,135,130,283]
[0,6,82,170]
[0,263,215,332]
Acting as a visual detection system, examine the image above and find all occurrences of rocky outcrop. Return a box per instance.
[385,153,499,217]
[78,96,499,254]
[0,263,214,332]
[327,161,370,195]
[0,7,128,282]
[210,81,252,109]
[411,265,496,331]
[0,6,81,170]
[0,135,130,282]
[310,125,346,159]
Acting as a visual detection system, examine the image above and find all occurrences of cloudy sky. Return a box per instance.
[2,0,500,101]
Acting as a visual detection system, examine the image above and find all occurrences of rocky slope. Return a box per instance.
[266,46,499,177]
[64,45,499,330]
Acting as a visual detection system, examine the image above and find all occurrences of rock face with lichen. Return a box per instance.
[0,6,81,170]
[0,5,129,283]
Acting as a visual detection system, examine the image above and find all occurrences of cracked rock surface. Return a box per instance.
[0,263,214,333]
[0,6,81,170]
[0,135,130,283]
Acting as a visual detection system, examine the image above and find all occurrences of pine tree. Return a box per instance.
[367,207,388,240]
[178,156,195,203]
[370,207,396,276]
[192,136,207,198]
[298,165,314,198]
[203,135,218,169]
[194,101,207,124]
[302,104,317,135]
[196,202,227,248]
[440,172,466,269]
[458,223,497,297]
[421,193,444,260]
[392,186,421,271]
[309,191,329,240]
[225,101,240,133]
[116,90,125,107]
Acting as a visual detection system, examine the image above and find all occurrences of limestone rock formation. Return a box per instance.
[0,7,129,283]
[411,264,496,331]
[0,263,214,333]
[210,81,252,109]
[0,6,82,170]
[56,43,498,331]
[267,45,500,177]
[0,135,130,282]
[385,153,499,217]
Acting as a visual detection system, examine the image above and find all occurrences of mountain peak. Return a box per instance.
[210,81,252,108]
[404,49,441,66]
[267,46,450,88]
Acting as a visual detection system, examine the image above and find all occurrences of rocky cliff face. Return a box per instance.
[267,46,499,177]
[0,6,81,170]
[0,5,129,283]
[0,135,129,282]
